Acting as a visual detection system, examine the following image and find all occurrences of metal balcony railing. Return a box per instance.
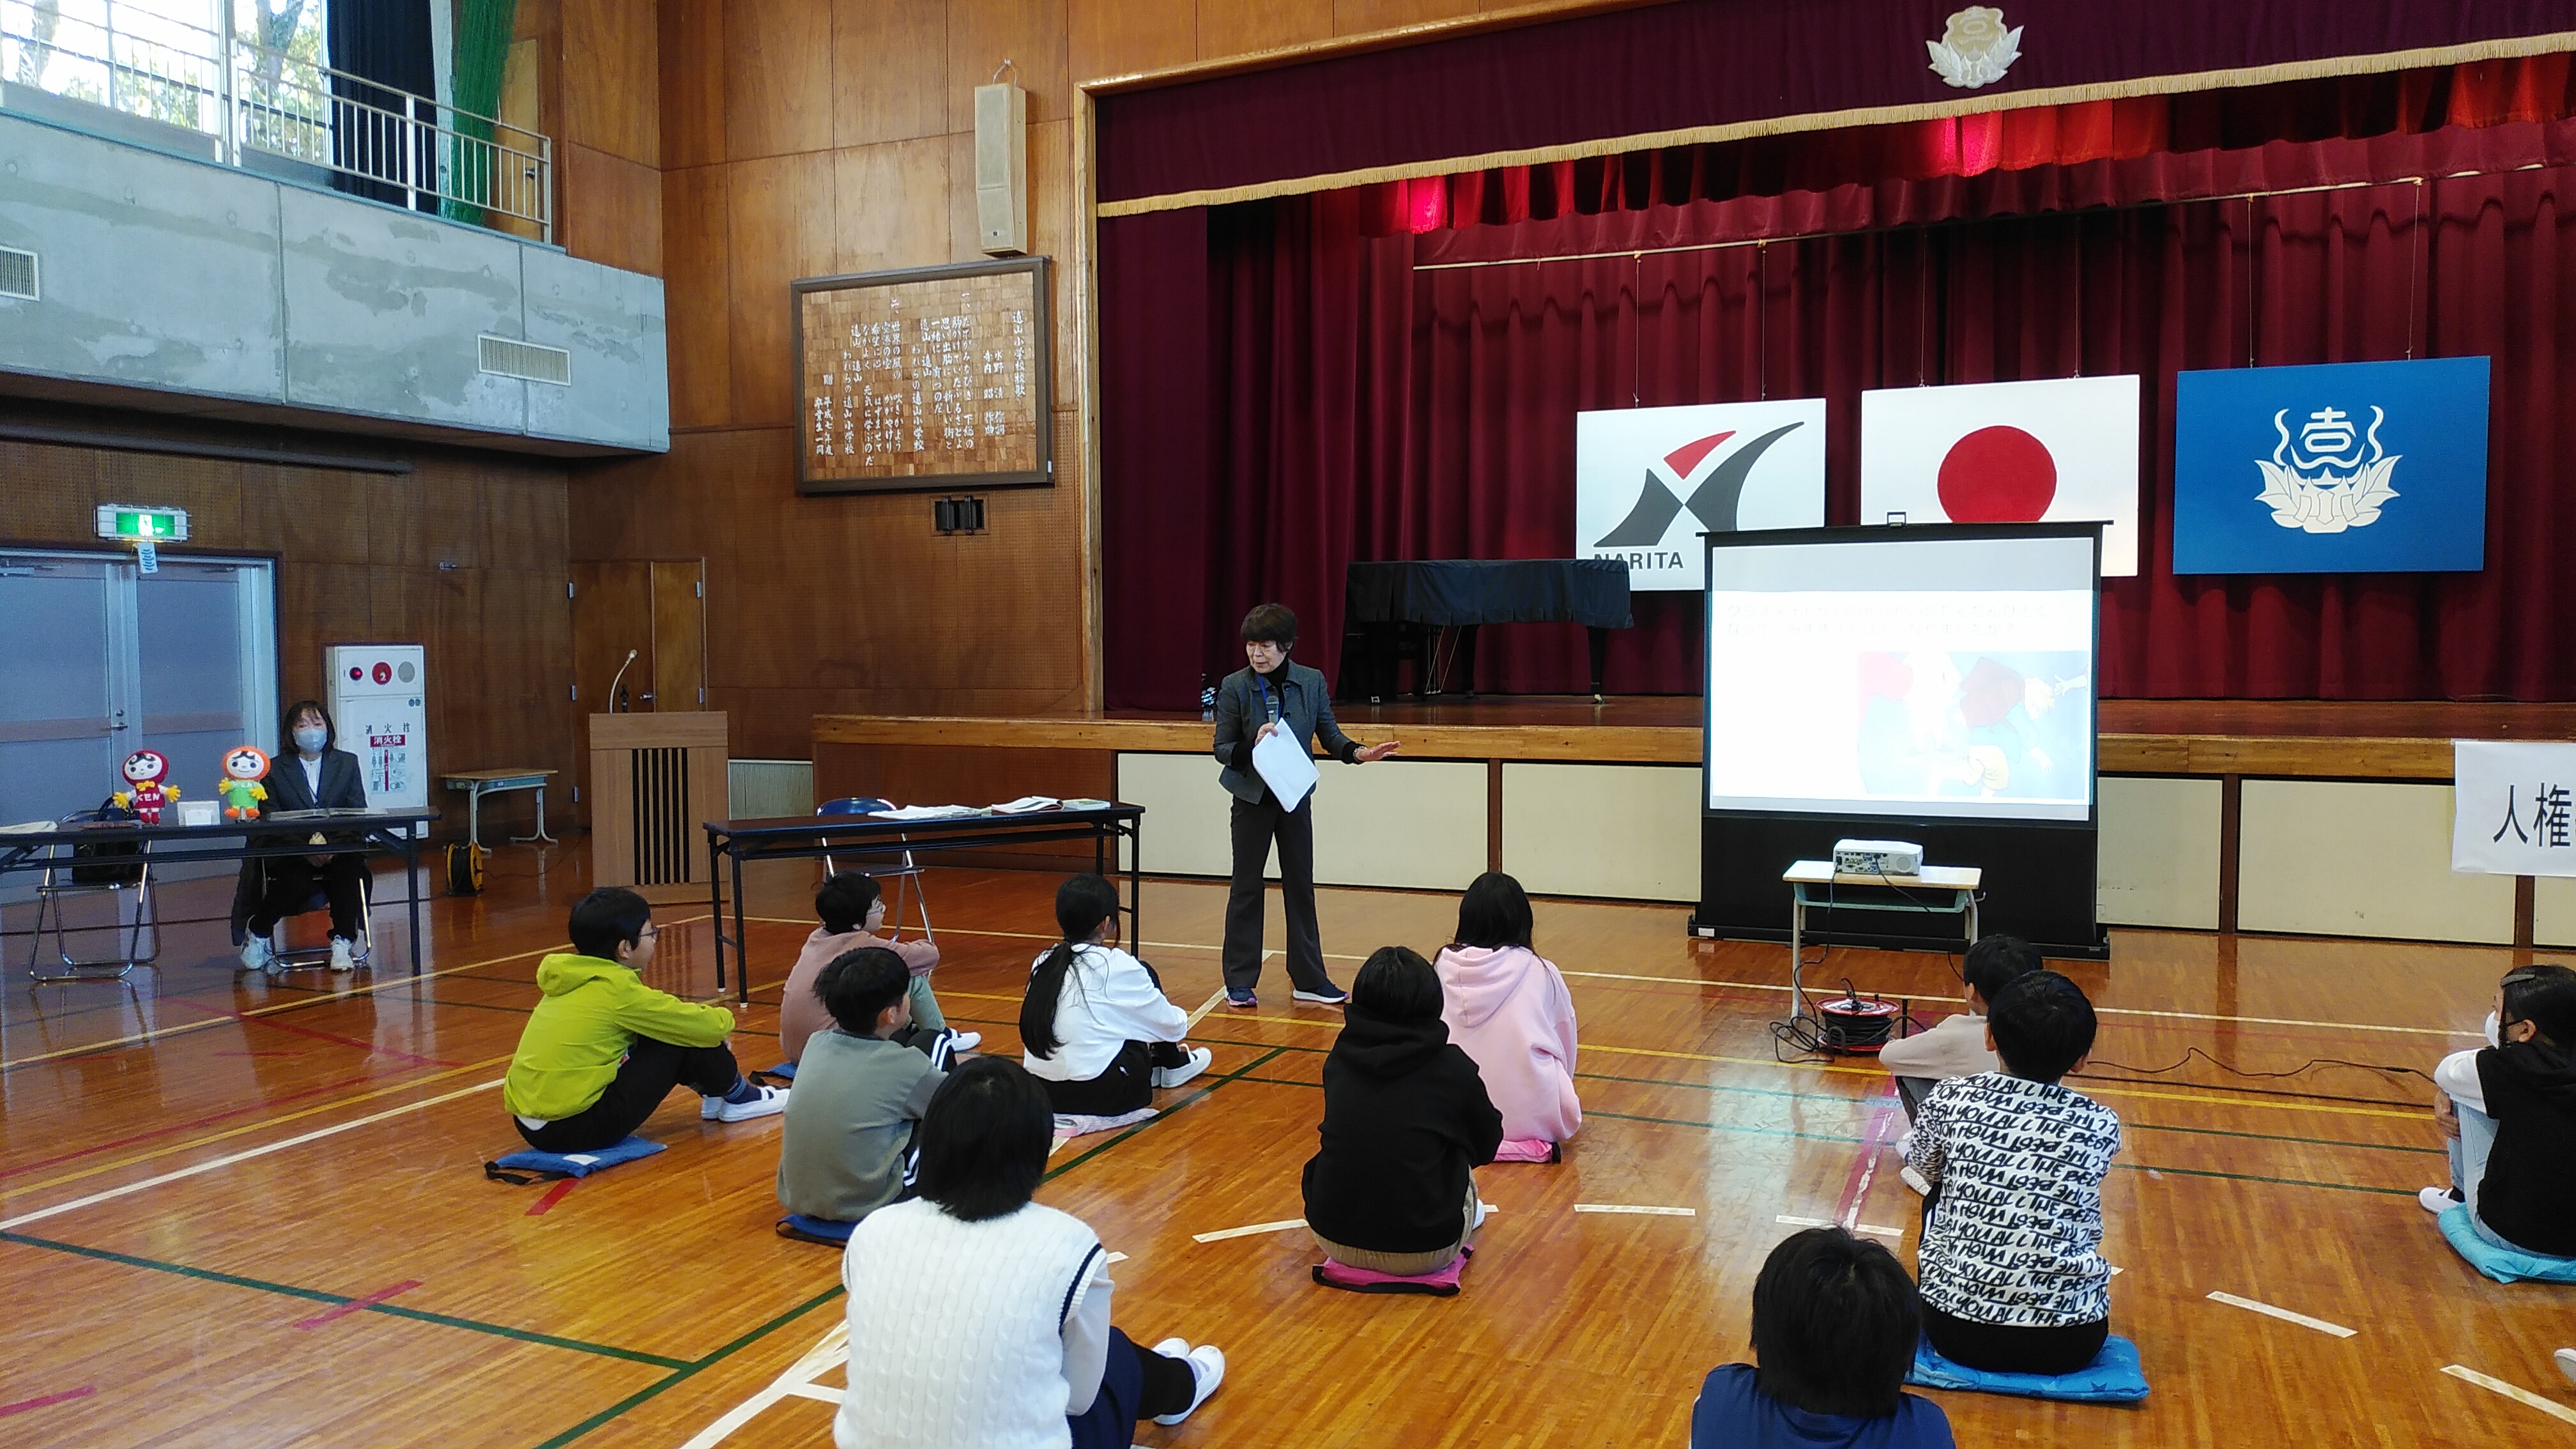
[1,0,552,243]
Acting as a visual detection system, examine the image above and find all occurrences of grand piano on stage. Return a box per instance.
[1340,558,1634,703]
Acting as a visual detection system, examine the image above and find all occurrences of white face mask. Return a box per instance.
[293,727,328,753]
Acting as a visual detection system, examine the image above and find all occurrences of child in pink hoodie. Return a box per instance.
[1432,872,1579,1160]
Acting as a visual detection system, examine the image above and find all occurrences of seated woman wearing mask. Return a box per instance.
[232,700,371,974]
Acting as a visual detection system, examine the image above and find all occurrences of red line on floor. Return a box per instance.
[0,1068,404,1180]
[525,1179,578,1216]
[291,1279,422,1330]
[212,1051,299,1058]
[0,1386,95,1418]
[162,999,460,1068]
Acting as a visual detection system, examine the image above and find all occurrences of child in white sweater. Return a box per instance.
[836,1057,1223,1448]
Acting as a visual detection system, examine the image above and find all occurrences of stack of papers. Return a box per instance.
[992,796,1060,814]
[1,819,56,834]
[871,804,981,821]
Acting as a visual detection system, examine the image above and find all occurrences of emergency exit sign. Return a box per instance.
[95,504,189,542]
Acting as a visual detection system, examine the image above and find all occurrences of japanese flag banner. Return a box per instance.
[2453,740,2576,877]
[1859,376,2142,576]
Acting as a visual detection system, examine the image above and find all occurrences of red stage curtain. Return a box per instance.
[1096,0,2576,206]
[1100,107,2576,707]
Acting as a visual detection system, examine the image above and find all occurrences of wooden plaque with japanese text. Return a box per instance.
[792,257,1052,494]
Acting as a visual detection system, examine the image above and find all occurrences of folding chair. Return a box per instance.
[816,797,933,940]
[27,809,158,983]
[255,859,374,972]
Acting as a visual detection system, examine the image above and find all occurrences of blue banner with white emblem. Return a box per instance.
[2171,357,2490,574]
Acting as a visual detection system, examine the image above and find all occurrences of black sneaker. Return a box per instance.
[1225,988,1258,1009]
[1291,984,1350,1006]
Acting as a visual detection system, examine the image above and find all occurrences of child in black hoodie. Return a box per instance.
[1302,946,1505,1275]
[2427,965,2576,1259]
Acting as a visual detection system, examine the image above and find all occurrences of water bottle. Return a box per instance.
[1199,673,1217,723]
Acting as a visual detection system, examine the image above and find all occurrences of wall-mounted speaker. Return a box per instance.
[974,82,1029,256]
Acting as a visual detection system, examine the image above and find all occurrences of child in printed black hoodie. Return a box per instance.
[1301,946,1504,1276]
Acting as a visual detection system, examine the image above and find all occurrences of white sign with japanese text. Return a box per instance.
[2453,740,2576,876]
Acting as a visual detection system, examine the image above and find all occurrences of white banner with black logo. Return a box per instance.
[1574,399,1827,592]
[2453,739,2576,877]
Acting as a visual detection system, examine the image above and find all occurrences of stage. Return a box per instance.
[811,698,2576,950]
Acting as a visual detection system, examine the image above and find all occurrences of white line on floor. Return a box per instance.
[2441,1365,2576,1424]
[0,1078,503,1232]
[679,1322,851,1449]
[2205,1291,2356,1338]
[1774,1214,1900,1238]
[1183,988,1227,1030]
[1107,1252,1129,1263]
[1575,1204,1696,1217]
[1192,1218,1307,1243]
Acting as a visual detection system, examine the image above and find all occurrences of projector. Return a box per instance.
[1833,839,1924,877]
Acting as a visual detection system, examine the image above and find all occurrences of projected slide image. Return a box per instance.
[1855,651,2092,806]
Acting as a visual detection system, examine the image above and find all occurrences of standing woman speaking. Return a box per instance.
[1213,603,1399,1009]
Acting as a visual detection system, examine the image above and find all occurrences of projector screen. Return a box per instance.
[1703,527,2099,822]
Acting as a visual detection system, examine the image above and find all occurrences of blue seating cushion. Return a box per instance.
[778,1214,857,1245]
[1906,1335,2149,1403]
[2439,1202,2576,1283]
[485,1135,665,1181]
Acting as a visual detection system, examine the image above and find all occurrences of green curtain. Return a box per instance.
[441,0,519,227]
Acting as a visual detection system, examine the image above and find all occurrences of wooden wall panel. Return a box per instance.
[560,143,666,277]
[1333,0,1482,35]
[658,0,727,168]
[1070,0,1197,82]
[946,0,1074,129]
[833,0,949,146]
[0,406,574,843]
[563,0,661,166]
[833,139,954,274]
[723,0,834,160]
[726,150,839,426]
[1200,0,1333,59]
[661,164,733,429]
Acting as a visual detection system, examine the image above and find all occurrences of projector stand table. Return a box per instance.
[1781,861,1982,1019]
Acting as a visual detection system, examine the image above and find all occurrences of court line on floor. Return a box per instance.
[158,995,461,1068]
[786,917,2483,1041]
[1777,1214,1902,1239]
[2441,1364,2576,1425]
[1574,1204,1697,1217]
[0,1064,413,1181]
[0,1386,95,1418]
[0,1066,508,1225]
[2205,1290,2356,1338]
[526,1285,852,1449]
[1193,1218,1307,1243]
[0,1230,688,1368]
[293,1278,422,1330]
[0,932,600,1073]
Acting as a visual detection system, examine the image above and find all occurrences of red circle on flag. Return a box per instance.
[1936,425,2057,521]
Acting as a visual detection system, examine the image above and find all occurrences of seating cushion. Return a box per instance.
[1312,1254,1467,1296]
[484,1135,666,1183]
[2439,1202,2576,1283]
[777,1214,858,1246]
[1905,1335,2149,1403]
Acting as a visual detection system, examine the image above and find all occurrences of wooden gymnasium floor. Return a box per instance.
[5,847,2575,1448]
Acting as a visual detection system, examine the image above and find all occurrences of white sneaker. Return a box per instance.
[1151,1342,1225,1425]
[239,936,273,973]
[2419,1185,2461,1214]
[946,1031,982,1052]
[2555,1346,2575,1388]
[1151,1046,1213,1090]
[1901,1166,1933,1197]
[328,937,355,972]
[703,1084,788,1123]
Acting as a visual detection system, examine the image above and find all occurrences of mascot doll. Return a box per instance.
[217,746,271,822]
[112,749,180,824]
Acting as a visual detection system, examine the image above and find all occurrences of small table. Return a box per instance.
[1782,861,1982,1018]
[441,770,558,854]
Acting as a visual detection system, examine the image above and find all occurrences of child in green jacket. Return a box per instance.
[504,887,785,1152]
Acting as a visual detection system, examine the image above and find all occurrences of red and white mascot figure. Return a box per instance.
[113,749,181,824]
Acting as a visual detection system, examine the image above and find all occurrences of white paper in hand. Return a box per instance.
[1251,724,1319,811]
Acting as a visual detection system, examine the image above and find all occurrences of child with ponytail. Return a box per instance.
[1020,874,1209,1119]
